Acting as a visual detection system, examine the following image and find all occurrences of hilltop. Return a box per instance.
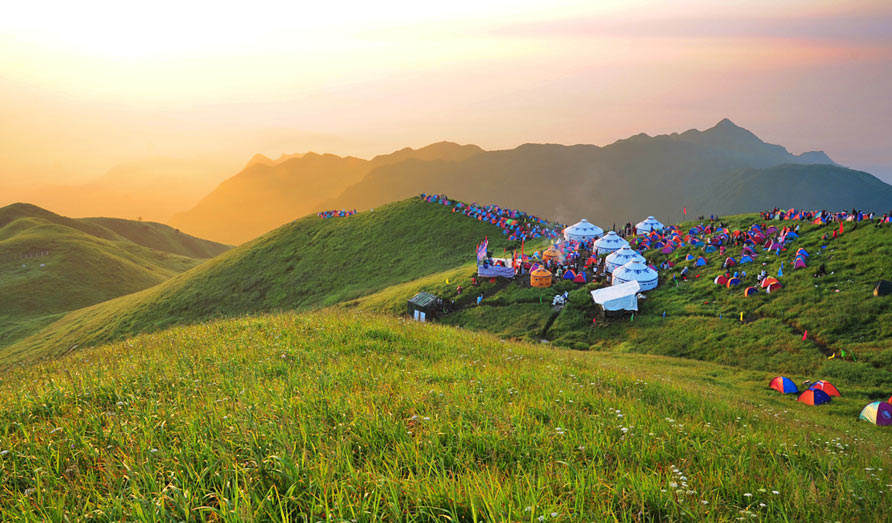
[4,198,524,361]
[170,142,483,244]
[0,203,228,348]
[1,310,891,519]
[168,119,892,245]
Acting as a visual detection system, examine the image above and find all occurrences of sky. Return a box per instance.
[1,0,891,198]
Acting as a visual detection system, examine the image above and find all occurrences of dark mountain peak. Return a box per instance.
[796,150,835,165]
[702,118,762,143]
[714,117,738,128]
[371,141,484,166]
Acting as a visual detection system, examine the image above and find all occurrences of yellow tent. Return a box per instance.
[530,267,553,288]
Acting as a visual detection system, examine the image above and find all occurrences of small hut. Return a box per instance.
[407,292,441,321]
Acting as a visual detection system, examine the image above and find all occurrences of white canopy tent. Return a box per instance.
[612,260,659,291]
[591,280,640,311]
[563,219,604,242]
[636,216,665,234]
[593,231,630,256]
[605,246,646,274]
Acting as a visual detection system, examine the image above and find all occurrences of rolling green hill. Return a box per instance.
[2,310,891,520]
[0,203,228,348]
[4,198,519,362]
[82,217,230,258]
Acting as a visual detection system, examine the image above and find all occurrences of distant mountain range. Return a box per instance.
[170,119,892,244]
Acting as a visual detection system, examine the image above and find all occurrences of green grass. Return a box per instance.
[1,310,891,520]
[0,204,222,348]
[4,199,518,363]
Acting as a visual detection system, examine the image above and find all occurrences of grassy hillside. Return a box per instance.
[0,204,217,349]
[2,310,891,520]
[82,217,230,258]
[5,198,514,362]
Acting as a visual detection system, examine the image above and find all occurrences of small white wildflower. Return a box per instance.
[744,493,752,497]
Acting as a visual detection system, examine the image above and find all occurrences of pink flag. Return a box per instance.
[802,330,808,341]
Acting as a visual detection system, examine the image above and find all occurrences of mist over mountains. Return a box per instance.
[170,119,892,244]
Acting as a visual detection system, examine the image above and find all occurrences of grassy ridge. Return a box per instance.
[4,199,514,362]
[82,217,231,258]
[0,208,212,348]
[1,310,890,520]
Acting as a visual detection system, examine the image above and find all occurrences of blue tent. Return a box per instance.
[739,255,754,264]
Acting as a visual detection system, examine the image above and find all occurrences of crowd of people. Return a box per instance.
[420,194,563,241]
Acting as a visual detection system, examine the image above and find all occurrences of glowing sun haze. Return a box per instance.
[2,0,891,197]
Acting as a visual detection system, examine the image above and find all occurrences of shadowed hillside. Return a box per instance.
[170,142,483,244]
[322,120,888,227]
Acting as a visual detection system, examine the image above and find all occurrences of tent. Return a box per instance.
[799,389,832,405]
[563,219,604,242]
[793,258,807,269]
[591,280,640,312]
[761,277,780,289]
[704,245,717,253]
[796,248,809,258]
[686,254,696,261]
[407,292,441,321]
[769,376,798,394]
[543,247,562,263]
[612,260,659,291]
[860,402,892,426]
[809,380,840,397]
[605,246,646,274]
[695,256,708,267]
[739,255,754,264]
[594,231,630,256]
[714,275,728,286]
[744,286,758,296]
[530,267,552,288]
[573,272,587,283]
[875,280,892,296]
[636,216,665,234]
[563,269,577,281]
[660,246,674,254]
[766,282,782,294]
[724,257,737,267]
[726,277,741,288]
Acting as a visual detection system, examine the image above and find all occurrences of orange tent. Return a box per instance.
[543,247,562,263]
[530,267,553,288]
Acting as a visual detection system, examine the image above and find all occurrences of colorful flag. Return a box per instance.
[839,221,844,235]
[802,330,807,341]
[683,207,687,216]
[476,237,488,263]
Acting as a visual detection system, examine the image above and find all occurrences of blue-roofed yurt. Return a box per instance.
[612,260,658,291]
[635,216,665,234]
[605,246,646,274]
[563,219,604,242]
[594,231,630,256]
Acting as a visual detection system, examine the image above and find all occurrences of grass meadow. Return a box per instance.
[1,311,891,520]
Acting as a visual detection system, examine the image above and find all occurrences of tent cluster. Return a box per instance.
[420,194,561,240]
[769,377,840,405]
[317,209,357,219]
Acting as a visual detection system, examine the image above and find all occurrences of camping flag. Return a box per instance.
[683,207,687,216]
[802,330,807,341]
[446,277,450,284]
[839,221,844,235]
[476,237,488,263]
[778,263,783,278]
[521,238,525,261]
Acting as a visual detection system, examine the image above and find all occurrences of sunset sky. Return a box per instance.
[2,0,891,200]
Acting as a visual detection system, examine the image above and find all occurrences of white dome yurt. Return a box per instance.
[605,246,646,274]
[563,219,604,242]
[612,260,659,291]
[636,216,665,234]
[593,231,630,256]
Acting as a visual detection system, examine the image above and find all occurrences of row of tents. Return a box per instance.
[770,376,892,425]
